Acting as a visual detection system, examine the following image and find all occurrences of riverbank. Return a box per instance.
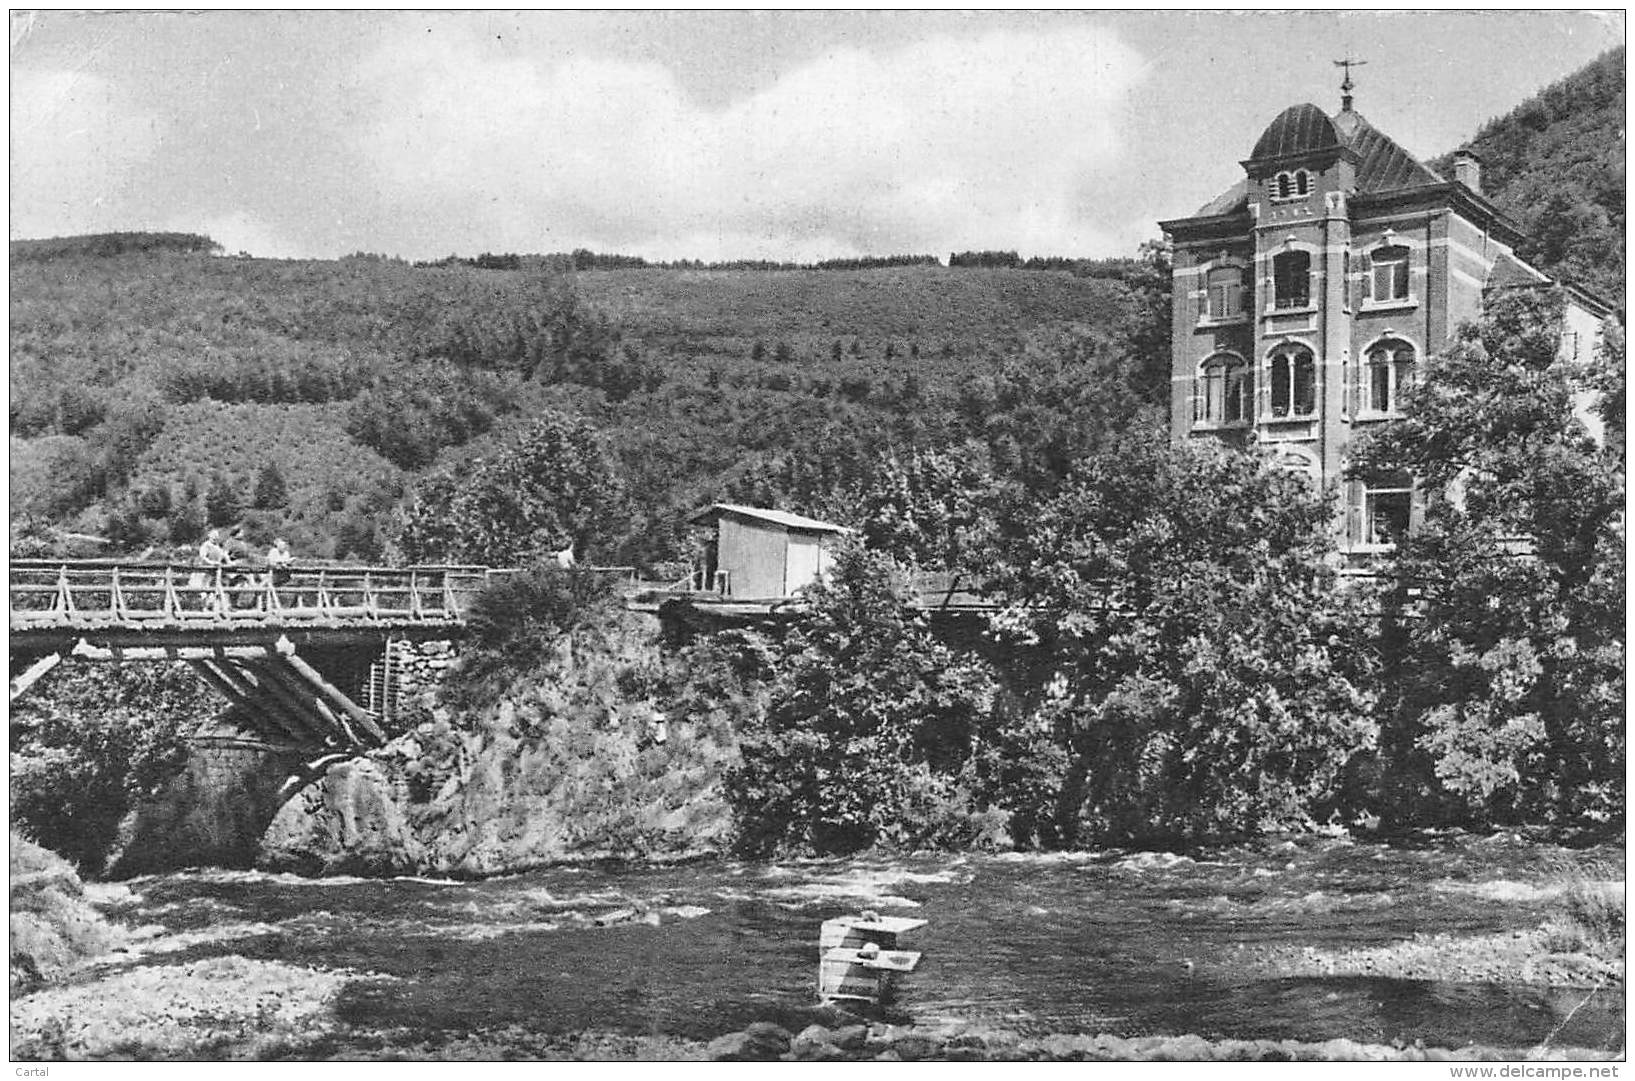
[12,965,1622,1063]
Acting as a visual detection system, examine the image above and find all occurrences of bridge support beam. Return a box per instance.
[277,647,388,746]
[9,652,62,703]
[189,660,317,747]
[252,659,364,748]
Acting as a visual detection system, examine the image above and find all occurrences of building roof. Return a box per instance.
[1485,249,1552,290]
[1180,102,1445,224]
[1249,102,1341,161]
[687,503,854,533]
[1332,109,1444,192]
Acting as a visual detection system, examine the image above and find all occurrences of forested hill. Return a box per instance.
[1431,47,1626,305]
[9,248,1165,566]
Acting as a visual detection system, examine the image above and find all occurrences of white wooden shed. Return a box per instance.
[687,504,853,599]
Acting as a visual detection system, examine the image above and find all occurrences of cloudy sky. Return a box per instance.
[9,10,1622,263]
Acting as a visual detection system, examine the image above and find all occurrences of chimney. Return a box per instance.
[1451,148,1482,195]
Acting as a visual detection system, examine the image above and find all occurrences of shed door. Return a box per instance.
[785,533,823,596]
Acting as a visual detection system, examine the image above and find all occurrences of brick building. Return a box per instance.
[1159,81,1611,557]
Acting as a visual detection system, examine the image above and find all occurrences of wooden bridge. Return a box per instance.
[8,558,1000,751]
[9,560,501,749]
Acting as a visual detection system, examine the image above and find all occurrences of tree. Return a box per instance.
[391,410,633,567]
[725,546,999,855]
[1349,287,1624,828]
[848,446,1001,572]
[252,460,289,509]
[205,473,241,528]
[984,433,1378,846]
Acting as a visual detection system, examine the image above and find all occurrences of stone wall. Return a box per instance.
[109,711,308,876]
[372,638,456,719]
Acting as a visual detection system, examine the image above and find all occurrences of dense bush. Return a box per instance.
[443,566,622,713]
[725,546,1002,856]
[10,665,207,874]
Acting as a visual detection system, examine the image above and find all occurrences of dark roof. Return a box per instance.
[687,503,853,534]
[1332,109,1443,192]
[1250,103,1341,160]
[1193,177,1249,217]
[1484,250,1551,289]
[1177,103,1445,225]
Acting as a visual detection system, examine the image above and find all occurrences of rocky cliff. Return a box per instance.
[259,611,742,876]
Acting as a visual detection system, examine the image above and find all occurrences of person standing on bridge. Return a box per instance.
[193,529,232,613]
[266,537,293,582]
[258,537,294,612]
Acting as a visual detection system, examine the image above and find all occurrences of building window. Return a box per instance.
[1206,266,1245,320]
[1271,170,1311,201]
[1368,245,1410,302]
[1268,344,1317,418]
[1363,477,1414,546]
[1272,251,1311,309]
[1196,353,1250,425]
[1364,339,1415,414]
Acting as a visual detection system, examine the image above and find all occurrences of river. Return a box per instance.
[60,833,1629,1056]
[12,830,1608,1059]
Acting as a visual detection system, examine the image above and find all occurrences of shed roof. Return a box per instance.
[687,503,854,533]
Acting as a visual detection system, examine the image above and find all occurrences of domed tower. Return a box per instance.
[1157,72,1598,560]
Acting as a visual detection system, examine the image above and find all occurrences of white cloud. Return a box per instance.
[358,26,1147,260]
[10,68,163,238]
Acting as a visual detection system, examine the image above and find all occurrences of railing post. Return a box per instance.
[163,565,182,621]
[211,566,229,619]
[443,571,459,619]
[316,570,330,615]
[408,570,423,619]
[110,566,128,622]
[53,565,76,619]
[363,571,377,619]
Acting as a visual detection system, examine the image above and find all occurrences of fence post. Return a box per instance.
[110,566,128,622]
[53,565,76,619]
[163,565,182,620]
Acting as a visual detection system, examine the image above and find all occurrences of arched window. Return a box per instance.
[1368,244,1410,302]
[1196,353,1250,425]
[1206,265,1244,320]
[1364,338,1415,414]
[1272,171,1311,201]
[1269,344,1317,418]
[1272,250,1311,309]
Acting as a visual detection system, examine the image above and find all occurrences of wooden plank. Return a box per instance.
[824,947,922,973]
[819,915,927,950]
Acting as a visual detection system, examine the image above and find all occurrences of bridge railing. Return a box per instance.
[9,560,498,630]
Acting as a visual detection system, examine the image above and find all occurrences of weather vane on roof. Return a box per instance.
[1334,56,1368,111]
